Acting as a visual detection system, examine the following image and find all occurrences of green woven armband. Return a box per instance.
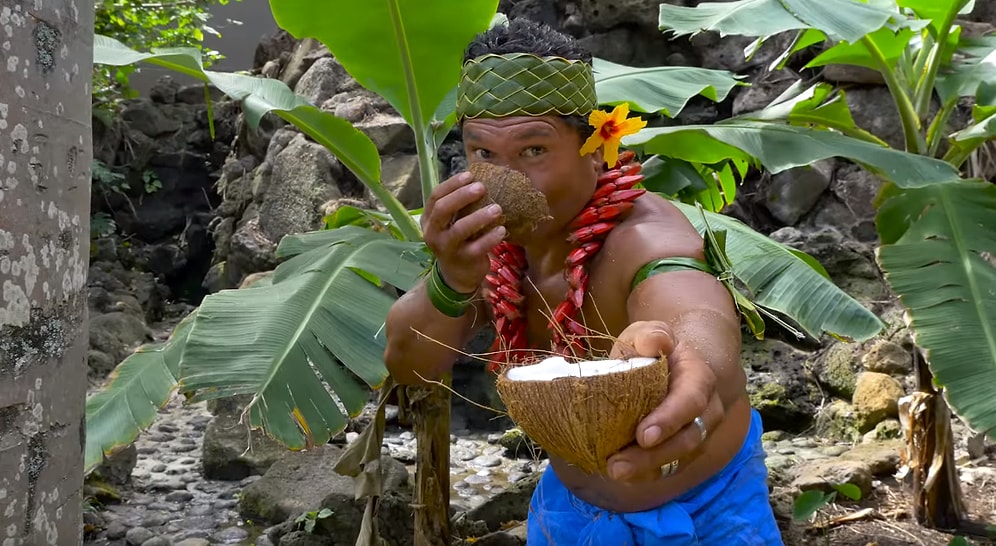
[426,262,476,318]
[631,257,715,292]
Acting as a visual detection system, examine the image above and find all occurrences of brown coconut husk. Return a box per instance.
[460,162,553,242]
[495,356,669,475]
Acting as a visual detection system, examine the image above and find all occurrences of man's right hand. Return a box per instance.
[422,170,507,294]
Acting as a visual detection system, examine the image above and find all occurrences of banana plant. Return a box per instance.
[651,0,995,531]
[84,1,983,543]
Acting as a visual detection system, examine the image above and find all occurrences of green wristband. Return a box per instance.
[426,262,476,318]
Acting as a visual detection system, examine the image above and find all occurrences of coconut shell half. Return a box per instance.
[461,162,553,242]
[495,355,669,475]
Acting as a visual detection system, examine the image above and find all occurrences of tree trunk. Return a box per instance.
[905,351,965,530]
[0,1,93,544]
[408,383,451,546]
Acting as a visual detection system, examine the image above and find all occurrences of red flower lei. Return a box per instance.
[483,150,645,373]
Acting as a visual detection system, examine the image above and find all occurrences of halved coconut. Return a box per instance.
[459,162,553,242]
[495,355,669,475]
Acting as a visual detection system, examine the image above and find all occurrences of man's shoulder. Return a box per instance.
[607,194,705,260]
[594,194,707,294]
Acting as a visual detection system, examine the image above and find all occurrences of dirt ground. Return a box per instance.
[776,462,996,546]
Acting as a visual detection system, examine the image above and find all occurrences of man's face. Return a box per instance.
[461,115,603,238]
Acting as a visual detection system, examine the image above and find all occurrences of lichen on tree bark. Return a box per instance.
[0,0,94,544]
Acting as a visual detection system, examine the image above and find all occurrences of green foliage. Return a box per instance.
[792,483,863,521]
[295,508,334,534]
[93,0,237,109]
[655,0,996,441]
[85,0,898,475]
[84,312,195,471]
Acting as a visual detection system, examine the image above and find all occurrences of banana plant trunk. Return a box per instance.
[409,383,452,546]
[906,352,965,530]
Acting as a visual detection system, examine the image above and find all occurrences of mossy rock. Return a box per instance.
[814,343,859,400]
[497,427,544,459]
[748,381,816,432]
[814,400,862,442]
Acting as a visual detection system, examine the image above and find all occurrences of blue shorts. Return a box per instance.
[526,409,784,545]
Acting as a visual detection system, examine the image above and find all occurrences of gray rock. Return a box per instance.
[314,455,415,545]
[377,153,422,210]
[841,440,903,476]
[813,342,860,400]
[89,311,154,367]
[126,527,155,545]
[741,337,819,433]
[473,455,503,468]
[763,160,835,225]
[465,472,540,532]
[732,71,799,116]
[237,444,409,524]
[791,459,874,499]
[767,226,885,302]
[258,134,344,243]
[210,526,250,543]
[174,539,210,546]
[467,525,528,546]
[861,340,912,375]
[140,537,173,546]
[105,519,129,540]
[580,0,671,31]
[294,57,355,106]
[280,38,331,89]
[823,64,885,85]
[852,372,905,430]
[164,491,194,503]
[121,99,182,137]
[93,443,138,485]
[814,400,862,442]
[202,401,288,481]
[845,86,905,149]
[278,531,334,546]
[354,110,416,154]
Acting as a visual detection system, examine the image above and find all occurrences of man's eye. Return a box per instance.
[473,149,491,159]
[523,146,545,157]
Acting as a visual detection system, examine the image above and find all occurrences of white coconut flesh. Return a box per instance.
[504,356,660,382]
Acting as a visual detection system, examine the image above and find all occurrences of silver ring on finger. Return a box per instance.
[693,415,708,442]
[659,460,679,478]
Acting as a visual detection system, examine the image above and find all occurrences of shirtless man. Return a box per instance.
[384,18,784,545]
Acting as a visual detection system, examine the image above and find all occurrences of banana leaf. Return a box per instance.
[876,180,996,440]
[177,227,428,448]
[657,0,899,43]
[269,0,498,201]
[592,58,746,117]
[672,202,885,343]
[270,0,498,133]
[84,313,195,473]
[624,121,963,188]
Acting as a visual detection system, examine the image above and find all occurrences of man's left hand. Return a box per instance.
[605,320,725,483]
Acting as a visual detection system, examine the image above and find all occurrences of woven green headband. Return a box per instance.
[455,53,597,121]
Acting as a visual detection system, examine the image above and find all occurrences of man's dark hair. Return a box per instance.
[462,18,594,139]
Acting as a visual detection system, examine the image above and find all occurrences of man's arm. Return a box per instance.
[602,204,747,481]
[627,270,745,410]
[383,280,488,385]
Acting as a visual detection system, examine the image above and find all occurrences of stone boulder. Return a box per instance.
[464,472,540,533]
[201,401,288,481]
[861,340,912,375]
[88,311,154,379]
[790,458,874,499]
[813,342,861,401]
[238,445,412,545]
[741,337,820,433]
[852,372,905,431]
